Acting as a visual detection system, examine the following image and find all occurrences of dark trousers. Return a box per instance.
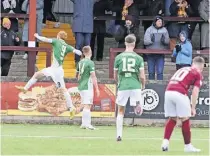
[1,58,12,76]
[176,64,191,70]
[90,33,105,60]
[147,55,165,80]
[75,32,91,62]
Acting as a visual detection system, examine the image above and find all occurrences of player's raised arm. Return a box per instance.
[34,33,53,43]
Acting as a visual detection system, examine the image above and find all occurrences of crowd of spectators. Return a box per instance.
[1,0,209,79]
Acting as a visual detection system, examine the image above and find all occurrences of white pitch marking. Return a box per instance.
[1,135,209,141]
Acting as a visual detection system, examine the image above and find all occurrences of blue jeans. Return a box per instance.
[147,55,165,80]
[75,32,91,62]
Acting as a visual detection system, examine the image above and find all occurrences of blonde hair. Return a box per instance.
[82,46,91,54]
[125,34,136,43]
[57,31,67,40]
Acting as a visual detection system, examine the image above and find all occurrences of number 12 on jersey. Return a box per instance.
[122,57,136,72]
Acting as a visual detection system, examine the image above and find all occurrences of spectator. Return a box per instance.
[198,0,209,50]
[112,0,140,26]
[90,0,111,61]
[143,0,164,32]
[172,31,192,70]
[114,15,140,48]
[187,0,202,40]
[1,18,20,76]
[22,0,44,59]
[71,0,95,64]
[1,0,21,32]
[43,0,57,23]
[144,16,169,80]
[167,0,193,50]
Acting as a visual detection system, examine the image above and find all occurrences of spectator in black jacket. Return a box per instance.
[187,0,202,40]
[114,15,140,48]
[1,18,20,76]
[1,0,21,32]
[90,0,111,61]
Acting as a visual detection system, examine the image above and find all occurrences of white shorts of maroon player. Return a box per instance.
[164,91,191,118]
[41,66,65,88]
[116,89,142,106]
[80,90,94,105]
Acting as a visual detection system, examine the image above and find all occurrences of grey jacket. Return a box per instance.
[22,0,44,41]
[144,25,169,50]
[199,0,209,48]
[71,0,95,33]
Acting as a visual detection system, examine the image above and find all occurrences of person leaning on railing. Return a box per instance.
[1,18,20,76]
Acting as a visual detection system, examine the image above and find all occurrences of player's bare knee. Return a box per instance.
[170,117,177,121]
[84,104,91,110]
[34,71,43,79]
[180,117,189,122]
[118,106,125,115]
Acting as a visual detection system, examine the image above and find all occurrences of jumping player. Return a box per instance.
[16,31,82,119]
[114,34,146,141]
[161,56,205,152]
[77,46,100,130]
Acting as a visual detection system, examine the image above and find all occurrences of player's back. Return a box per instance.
[115,52,144,90]
[166,67,203,95]
[77,58,95,90]
[52,39,74,66]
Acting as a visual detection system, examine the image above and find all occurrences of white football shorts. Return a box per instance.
[116,89,142,107]
[41,66,65,88]
[80,90,94,105]
[164,91,191,118]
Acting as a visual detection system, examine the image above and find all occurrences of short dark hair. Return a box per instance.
[193,56,205,64]
[125,34,136,43]
[82,46,91,54]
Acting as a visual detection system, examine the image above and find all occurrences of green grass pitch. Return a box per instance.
[1,124,209,155]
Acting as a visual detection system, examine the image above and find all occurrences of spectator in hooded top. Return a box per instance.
[172,31,192,70]
[1,18,20,76]
[1,0,21,32]
[114,15,140,48]
[167,0,193,50]
[144,16,169,80]
[198,0,209,50]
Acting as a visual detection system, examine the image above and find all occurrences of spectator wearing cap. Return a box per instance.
[114,15,140,48]
[172,31,192,70]
[1,18,20,76]
[198,0,209,50]
[144,16,169,80]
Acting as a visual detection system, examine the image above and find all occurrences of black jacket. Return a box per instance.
[169,1,193,17]
[144,0,164,16]
[1,27,20,59]
[114,24,140,48]
[93,0,111,33]
[187,0,202,16]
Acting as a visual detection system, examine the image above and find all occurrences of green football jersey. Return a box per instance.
[114,52,144,90]
[51,39,74,67]
[77,58,95,91]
